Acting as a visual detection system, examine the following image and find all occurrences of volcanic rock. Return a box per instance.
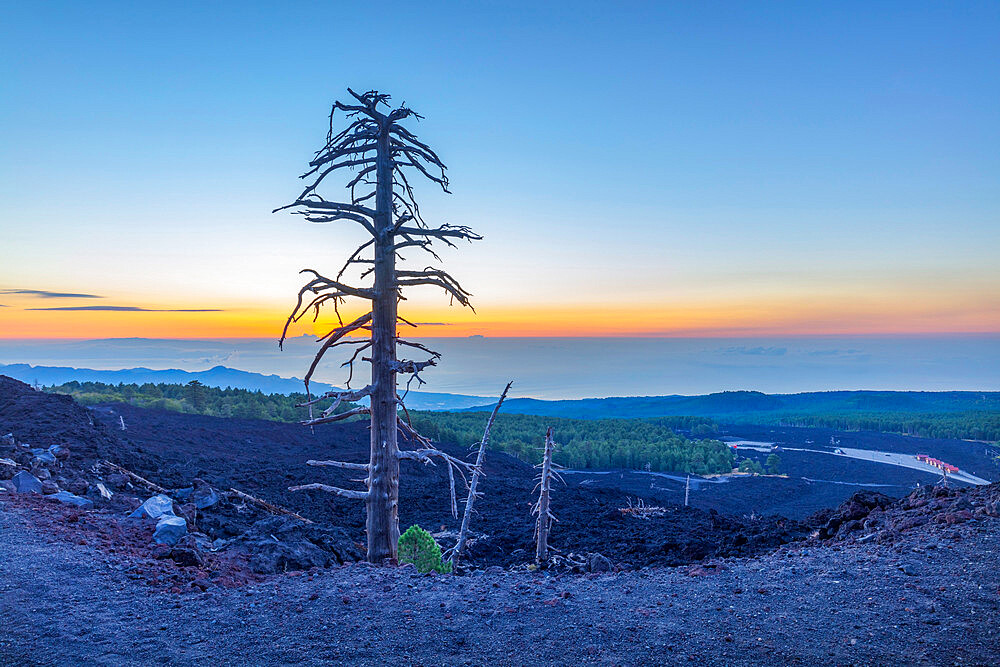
[176,502,198,530]
[12,471,42,494]
[48,444,70,461]
[228,515,362,574]
[588,553,612,573]
[66,479,89,496]
[157,545,204,567]
[31,448,56,465]
[129,494,177,520]
[153,516,188,545]
[47,491,95,509]
[190,479,220,510]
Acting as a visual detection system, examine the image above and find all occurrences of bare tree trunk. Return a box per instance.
[684,474,690,507]
[280,89,481,565]
[452,381,512,567]
[534,427,555,566]
[367,125,400,563]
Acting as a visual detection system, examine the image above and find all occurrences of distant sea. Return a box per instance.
[1,335,998,400]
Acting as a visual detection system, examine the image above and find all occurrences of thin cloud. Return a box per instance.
[27,306,224,312]
[2,289,103,299]
[413,322,453,326]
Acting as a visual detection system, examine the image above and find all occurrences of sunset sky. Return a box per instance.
[2,2,998,339]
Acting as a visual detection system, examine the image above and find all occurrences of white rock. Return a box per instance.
[129,494,176,520]
[153,516,188,545]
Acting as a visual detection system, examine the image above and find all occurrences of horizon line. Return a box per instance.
[1,331,999,343]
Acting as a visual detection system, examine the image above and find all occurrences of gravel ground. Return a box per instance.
[2,498,998,666]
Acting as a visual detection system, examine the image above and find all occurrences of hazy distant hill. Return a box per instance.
[4,363,999,422]
[461,390,1000,420]
[0,363,490,411]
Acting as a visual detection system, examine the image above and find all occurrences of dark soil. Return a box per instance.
[2,489,998,665]
[3,375,1000,664]
[80,399,808,568]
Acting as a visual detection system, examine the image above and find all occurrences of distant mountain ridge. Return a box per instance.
[459,390,1000,419]
[3,363,999,419]
[0,363,490,411]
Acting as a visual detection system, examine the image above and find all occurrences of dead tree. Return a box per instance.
[533,427,564,565]
[451,381,512,567]
[276,89,480,563]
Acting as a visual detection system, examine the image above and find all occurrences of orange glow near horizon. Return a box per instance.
[3,295,998,340]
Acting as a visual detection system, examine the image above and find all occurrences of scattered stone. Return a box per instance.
[105,473,129,490]
[41,480,60,495]
[66,479,89,496]
[936,510,973,525]
[191,479,220,510]
[31,448,57,465]
[33,466,51,481]
[48,444,70,461]
[190,578,211,591]
[952,497,973,511]
[0,479,15,493]
[165,546,204,567]
[153,516,188,545]
[227,515,362,574]
[898,562,919,576]
[129,494,177,520]
[177,502,198,530]
[1,433,14,446]
[177,532,213,552]
[12,471,42,494]
[588,553,612,573]
[47,491,94,509]
[95,482,114,500]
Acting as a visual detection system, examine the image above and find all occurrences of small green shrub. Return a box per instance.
[398,525,452,574]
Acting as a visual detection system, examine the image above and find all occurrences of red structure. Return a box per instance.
[916,454,959,473]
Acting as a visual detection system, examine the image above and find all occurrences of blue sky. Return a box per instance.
[1,1,998,338]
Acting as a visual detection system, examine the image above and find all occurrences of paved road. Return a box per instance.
[726,439,990,486]
[836,447,990,486]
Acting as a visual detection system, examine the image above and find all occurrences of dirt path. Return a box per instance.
[2,500,998,666]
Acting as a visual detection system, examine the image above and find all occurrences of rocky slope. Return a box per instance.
[1,485,998,665]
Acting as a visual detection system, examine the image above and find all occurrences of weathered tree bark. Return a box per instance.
[534,427,556,566]
[451,381,512,567]
[277,89,481,563]
[367,115,400,562]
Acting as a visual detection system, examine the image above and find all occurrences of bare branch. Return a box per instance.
[302,405,370,426]
[306,460,371,471]
[298,385,373,417]
[396,225,482,243]
[303,312,373,392]
[227,487,313,524]
[288,483,369,500]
